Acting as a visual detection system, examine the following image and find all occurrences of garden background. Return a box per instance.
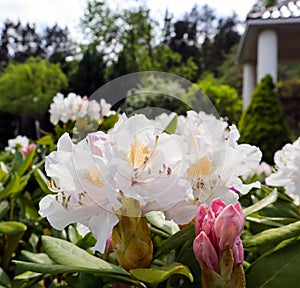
[0,0,300,287]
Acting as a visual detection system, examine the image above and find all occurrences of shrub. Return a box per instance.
[277,78,300,138]
[239,75,290,164]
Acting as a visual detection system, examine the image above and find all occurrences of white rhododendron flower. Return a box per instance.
[266,137,300,205]
[40,111,262,251]
[5,135,30,154]
[243,161,272,179]
[181,111,261,203]
[100,99,116,118]
[108,114,190,213]
[49,93,114,125]
[39,132,121,253]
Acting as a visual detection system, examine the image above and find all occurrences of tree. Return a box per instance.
[0,57,67,137]
[210,14,240,76]
[0,20,44,67]
[69,46,106,96]
[238,75,290,164]
[0,20,74,69]
[195,73,242,124]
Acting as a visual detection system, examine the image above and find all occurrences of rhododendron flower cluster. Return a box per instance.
[193,198,245,287]
[49,92,115,125]
[266,137,300,205]
[5,135,36,155]
[39,111,261,253]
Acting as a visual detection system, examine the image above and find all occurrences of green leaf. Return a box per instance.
[42,236,129,276]
[0,163,8,182]
[0,267,11,287]
[130,262,193,284]
[14,271,42,280]
[0,174,21,200]
[98,114,119,133]
[21,250,53,264]
[0,201,9,220]
[246,216,295,227]
[0,221,27,235]
[76,232,97,250]
[0,222,27,270]
[163,114,178,134]
[14,261,141,287]
[33,168,50,194]
[36,134,54,146]
[155,224,195,258]
[17,148,35,176]
[244,189,278,217]
[246,240,300,287]
[243,220,300,248]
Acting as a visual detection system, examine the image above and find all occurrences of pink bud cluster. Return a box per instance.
[193,198,244,273]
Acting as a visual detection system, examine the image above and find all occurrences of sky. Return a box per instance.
[0,0,258,39]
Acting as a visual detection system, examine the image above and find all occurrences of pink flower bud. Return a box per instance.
[193,198,245,278]
[210,198,227,216]
[232,238,244,267]
[20,143,36,156]
[215,203,244,252]
[194,204,206,235]
[193,231,219,273]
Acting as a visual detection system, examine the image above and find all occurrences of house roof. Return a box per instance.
[248,0,300,20]
[236,0,300,64]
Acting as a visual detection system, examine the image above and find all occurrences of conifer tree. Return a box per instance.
[239,74,290,164]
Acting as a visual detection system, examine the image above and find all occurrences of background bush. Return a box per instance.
[238,74,290,164]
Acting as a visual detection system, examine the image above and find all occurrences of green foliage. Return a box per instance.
[121,74,191,116]
[238,75,290,164]
[0,57,67,118]
[191,73,242,123]
[277,78,300,138]
[218,44,243,95]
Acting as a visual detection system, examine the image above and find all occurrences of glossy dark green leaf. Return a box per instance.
[42,236,129,276]
[14,261,141,287]
[246,240,300,287]
[130,262,193,284]
[21,250,53,264]
[155,224,195,258]
[243,220,300,248]
[244,189,278,217]
[0,267,11,287]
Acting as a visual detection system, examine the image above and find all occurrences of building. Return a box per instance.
[236,0,300,109]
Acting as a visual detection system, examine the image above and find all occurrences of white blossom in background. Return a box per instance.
[100,99,116,118]
[49,93,115,125]
[266,137,300,205]
[5,135,30,154]
[243,161,272,180]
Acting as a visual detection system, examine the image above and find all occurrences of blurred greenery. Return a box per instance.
[238,75,290,164]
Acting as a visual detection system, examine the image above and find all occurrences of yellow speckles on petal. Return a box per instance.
[84,168,104,188]
[129,139,151,169]
[188,157,214,178]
